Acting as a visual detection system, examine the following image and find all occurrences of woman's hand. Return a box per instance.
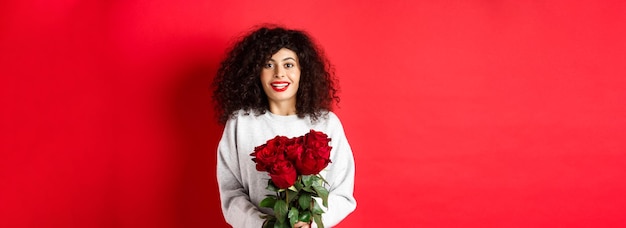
[293,221,310,228]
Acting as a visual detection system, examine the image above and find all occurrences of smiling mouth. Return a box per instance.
[271,82,290,92]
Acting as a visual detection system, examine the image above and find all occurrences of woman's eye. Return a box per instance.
[264,63,273,68]
[285,63,294,68]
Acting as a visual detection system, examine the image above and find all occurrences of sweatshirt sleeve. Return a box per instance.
[316,114,357,227]
[216,118,266,228]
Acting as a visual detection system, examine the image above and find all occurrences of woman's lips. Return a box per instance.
[270,81,290,92]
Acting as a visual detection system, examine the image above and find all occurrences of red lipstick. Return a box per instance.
[270,81,290,92]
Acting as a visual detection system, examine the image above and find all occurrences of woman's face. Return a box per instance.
[260,48,301,108]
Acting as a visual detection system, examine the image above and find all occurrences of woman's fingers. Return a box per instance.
[293,221,310,228]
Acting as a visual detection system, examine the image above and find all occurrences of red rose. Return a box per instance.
[285,136,304,161]
[305,130,332,159]
[294,130,332,175]
[295,147,331,175]
[268,159,297,189]
[251,136,290,172]
[305,130,331,148]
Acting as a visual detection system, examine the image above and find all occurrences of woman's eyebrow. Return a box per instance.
[268,57,297,62]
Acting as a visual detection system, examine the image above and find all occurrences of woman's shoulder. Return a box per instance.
[322,110,342,121]
[312,110,344,128]
[326,110,340,119]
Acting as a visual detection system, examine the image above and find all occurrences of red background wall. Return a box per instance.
[2,1,625,227]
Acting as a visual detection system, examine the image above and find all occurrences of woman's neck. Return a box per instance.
[268,101,296,116]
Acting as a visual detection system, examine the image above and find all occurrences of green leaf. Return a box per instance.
[312,185,329,208]
[294,180,304,191]
[311,201,324,214]
[317,174,329,185]
[273,200,288,223]
[286,189,299,203]
[302,186,315,193]
[259,197,277,208]
[313,213,324,228]
[301,175,313,187]
[298,192,312,210]
[266,180,279,192]
[288,207,299,227]
[310,175,322,187]
[263,220,274,228]
[298,211,311,223]
[263,217,276,228]
[273,220,289,228]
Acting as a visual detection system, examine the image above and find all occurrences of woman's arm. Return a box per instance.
[317,114,357,227]
[216,119,266,228]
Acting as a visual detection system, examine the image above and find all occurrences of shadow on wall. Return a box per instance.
[167,45,230,227]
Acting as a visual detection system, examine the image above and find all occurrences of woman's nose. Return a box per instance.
[274,67,285,78]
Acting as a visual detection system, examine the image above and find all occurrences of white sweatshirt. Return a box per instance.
[217,110,357,228]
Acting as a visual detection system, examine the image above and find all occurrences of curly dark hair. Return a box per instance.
[212,25,339,124]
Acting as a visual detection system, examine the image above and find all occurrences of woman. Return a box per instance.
[213,26,356,228]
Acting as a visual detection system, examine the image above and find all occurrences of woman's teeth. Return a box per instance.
[272,83,289,88]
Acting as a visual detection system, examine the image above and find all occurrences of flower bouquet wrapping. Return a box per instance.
[251,129,332,228]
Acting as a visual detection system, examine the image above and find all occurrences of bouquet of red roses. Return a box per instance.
[251,129,332,228]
